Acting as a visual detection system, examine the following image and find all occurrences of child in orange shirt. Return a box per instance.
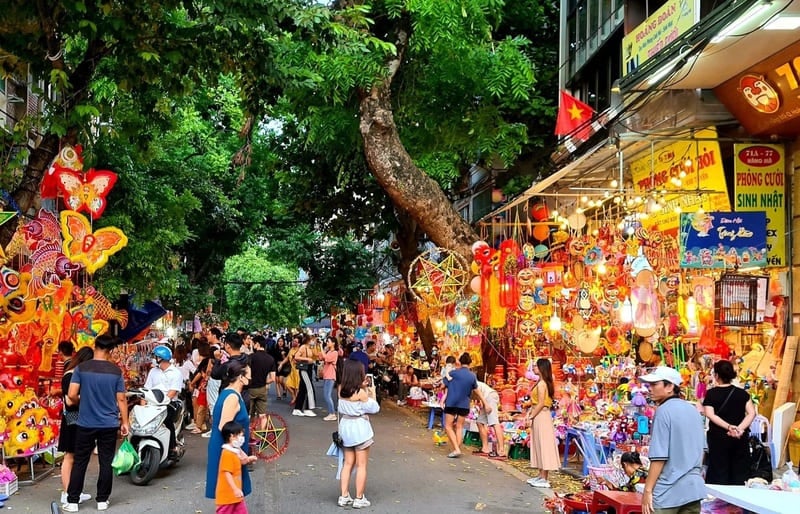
[215,421,257,514]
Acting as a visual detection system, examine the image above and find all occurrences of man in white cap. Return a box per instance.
[638,366,706,514]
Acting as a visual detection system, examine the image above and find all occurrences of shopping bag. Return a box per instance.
[112,438,139,475]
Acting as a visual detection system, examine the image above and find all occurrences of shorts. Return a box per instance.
[248,386,268,416]
[57,423,78,453]
[216,501,248,514]
[346,438,374,451]
[476,391,500,426]
[444,406,470,417]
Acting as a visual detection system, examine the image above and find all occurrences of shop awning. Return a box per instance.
[621,0,800,92]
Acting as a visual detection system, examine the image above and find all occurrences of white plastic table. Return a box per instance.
[705,484,796,514]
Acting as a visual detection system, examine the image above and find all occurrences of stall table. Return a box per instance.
[589,490,642,514]
[706,484,795,514]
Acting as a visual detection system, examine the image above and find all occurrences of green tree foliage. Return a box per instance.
[223,246,304,329]
[264,227,380,317]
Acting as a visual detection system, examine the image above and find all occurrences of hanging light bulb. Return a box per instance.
[620,297,633,325]
[456,313,468,325]
[549,311,562,332]
[581,195,589,204]
[597,261,607,274]
[610,179,619,188]
[551,210,559,219]
[684,157,693,169]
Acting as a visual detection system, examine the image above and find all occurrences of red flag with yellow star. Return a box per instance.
[555,90,595,139]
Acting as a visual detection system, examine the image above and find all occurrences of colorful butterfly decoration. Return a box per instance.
[41,144,84,199]
[60,210,128,274]
[55,168,118,220]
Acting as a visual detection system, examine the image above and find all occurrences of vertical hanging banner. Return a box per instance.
[733,144,786,267]
[630,127,730,235]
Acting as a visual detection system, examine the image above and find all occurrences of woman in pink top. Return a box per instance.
[322,336,341,421]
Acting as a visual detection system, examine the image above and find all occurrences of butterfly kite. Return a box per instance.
[60,210,128,274]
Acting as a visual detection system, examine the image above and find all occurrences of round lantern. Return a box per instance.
[532,224,550,241]
[530,201,549,221]
[492,189,505,203]
[470,275,481,294]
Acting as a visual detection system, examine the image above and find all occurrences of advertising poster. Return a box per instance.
[622,0,696,76]
[678,212,767,269]
[733,143,786,267]
[630,127,730,235]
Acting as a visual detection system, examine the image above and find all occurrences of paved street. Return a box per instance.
[9,383,549,513]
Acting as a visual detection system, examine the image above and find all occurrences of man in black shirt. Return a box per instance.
[248,335,276,428]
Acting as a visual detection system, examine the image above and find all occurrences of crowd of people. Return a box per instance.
[53,324,764,513]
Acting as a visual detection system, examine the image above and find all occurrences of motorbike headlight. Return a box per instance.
[131,409,168,436]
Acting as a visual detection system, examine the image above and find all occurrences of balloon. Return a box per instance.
[533,244,549,258]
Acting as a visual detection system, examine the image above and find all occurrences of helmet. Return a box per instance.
[153,345,172,362]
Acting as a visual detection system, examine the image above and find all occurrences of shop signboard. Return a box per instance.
[733,143,786,267]
[678,211,767,269]
[630,127,730,235]
[714,40,800,137]
[622,0,697,76]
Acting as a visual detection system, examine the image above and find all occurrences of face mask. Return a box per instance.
[231,435,245,448]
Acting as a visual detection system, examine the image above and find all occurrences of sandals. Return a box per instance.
[447,452,462,458]
[488,452,507,460]
[472,450,490,456]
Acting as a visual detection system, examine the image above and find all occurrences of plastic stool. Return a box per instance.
[427,406,445,429]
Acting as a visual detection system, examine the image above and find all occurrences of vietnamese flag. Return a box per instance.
[555,90,595,140]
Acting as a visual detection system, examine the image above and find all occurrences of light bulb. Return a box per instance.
[620,297,633,324]
[551,210,559,218]
[456,313,468,325]
[587,200,596,208]
[549,312,562,332]
[597,262,607,274]
[613,196,621,204]
[581,195,589,203]
[610,179,618,188]
[684,158,693,168]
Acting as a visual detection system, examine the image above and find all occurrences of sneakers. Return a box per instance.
[61,492,92,505]
[323,414,337,421]
[526,477,551,488]
[97,500,110,510]
[292,409,306,416]
[396,400,406,406]
[303,410,317,417]
[352,496,371,509]
[201,430,212,438]
[185,422,197,430]
[337,495,354,507]
[62,504,79,513]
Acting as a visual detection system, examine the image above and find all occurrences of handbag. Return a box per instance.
[332,412,344,448]
[296,362,313,372]
[64,408,79,426]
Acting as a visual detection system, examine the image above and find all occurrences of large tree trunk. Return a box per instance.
[358,31,478,266]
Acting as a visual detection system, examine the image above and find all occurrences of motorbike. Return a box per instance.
[127,388,186,486]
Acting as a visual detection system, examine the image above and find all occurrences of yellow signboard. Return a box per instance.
[630,127,730,235]
[623,0,696,76]
[734,143,786,267]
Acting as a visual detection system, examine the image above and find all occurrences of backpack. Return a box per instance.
[749,436,772,481]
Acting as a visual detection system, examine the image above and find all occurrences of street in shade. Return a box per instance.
[10,382,550,513]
